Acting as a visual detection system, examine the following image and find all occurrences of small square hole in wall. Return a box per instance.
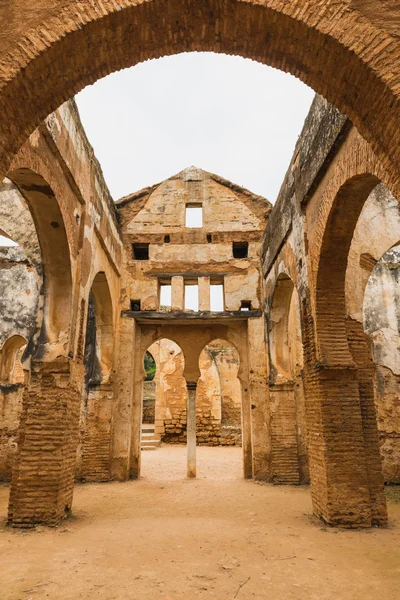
[185,203,203,228]
[240,300,252,311]
[206,233,212,243]
[132,243,149,260]
[164,234,171,243]
[233,242,248,259]
[130,299,141,311]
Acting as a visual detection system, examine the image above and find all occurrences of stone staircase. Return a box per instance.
[141,424,162,451]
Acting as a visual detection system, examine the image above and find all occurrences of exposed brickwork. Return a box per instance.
[8,360,83,527]
[79,384,113,482]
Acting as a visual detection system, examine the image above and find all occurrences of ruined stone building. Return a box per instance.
[0,0,399,532]
[0,92,399,530]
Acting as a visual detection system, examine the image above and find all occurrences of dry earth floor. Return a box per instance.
[1,445,400,600]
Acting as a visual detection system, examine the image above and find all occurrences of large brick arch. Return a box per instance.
[315,173,381,366]
[7,168,73,359]
[311,171,389,527]
[0,0,399,192]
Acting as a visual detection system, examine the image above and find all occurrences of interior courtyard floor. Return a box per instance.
[1,445,400,600]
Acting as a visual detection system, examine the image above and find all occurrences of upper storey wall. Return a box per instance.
[44,100,122,266]
[118,167,271,312]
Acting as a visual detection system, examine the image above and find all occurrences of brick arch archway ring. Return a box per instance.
[0,0,399,194]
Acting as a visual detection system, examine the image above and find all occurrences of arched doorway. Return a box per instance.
[268,274,308,484]
[78,272,115,482]
[313,175,399,527]
[140,338,187,479]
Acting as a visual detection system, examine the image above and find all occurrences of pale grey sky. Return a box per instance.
[75,53,314,204]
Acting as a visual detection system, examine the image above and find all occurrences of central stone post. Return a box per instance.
[186,381,197,478]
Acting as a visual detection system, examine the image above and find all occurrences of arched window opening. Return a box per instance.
[6,169,72,358]
[0,336,27,384]
[89,272,114,383]
[269,274,303,382]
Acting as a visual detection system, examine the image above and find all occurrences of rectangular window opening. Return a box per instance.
[210,281,224,312]
[206,233,212,243]
[130,299,141,311]
[159,280,172,311]
[233,242,248,259]
[185,203,203,228]
[164,234,171,243]
[184,280,199,311]
[132,243,149,260]
[240,300,252,311]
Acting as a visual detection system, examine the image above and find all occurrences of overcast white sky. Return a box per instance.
[75,53,314,204]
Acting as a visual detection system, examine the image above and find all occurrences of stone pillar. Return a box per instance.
[240,379,253,479]
[198,276,210,311]
[237,325,253,480]
[247,318,272,482]
[80,382,113,482]
[129,326,145,479]
[171,276,184,311]
[110,318,136,481]
[186,381,197,478]
[8,358,82,527]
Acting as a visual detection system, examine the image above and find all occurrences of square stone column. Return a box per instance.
[171,276,184,311]
[198,276,210,311]
[186,381,197,478]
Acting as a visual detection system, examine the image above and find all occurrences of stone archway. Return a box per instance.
[78,272,115,483]
[268,273,308,485]
[7,168,73,359]
[312,173,391,528]
[0,1,399,195]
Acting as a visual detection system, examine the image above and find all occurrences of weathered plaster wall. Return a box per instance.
[346,184,400,483]
[262,93,395,526]
[118,166,270,314]
[2,99,123,525]
[0,184,42,481]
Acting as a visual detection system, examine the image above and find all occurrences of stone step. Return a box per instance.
[141,438,162,449]
[142,432,158,440]
[142,425,155,434]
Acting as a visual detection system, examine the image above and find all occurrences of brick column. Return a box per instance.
[80,382,113,482]
[171,276,184,311]
[269,382,300,484]
[198,276,210,311]
[186,381,197,478]
[8,358,82,527]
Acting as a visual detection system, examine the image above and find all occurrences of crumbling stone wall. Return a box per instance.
[0,186,42,482]
[1,99,123,526]
[263,94,394,526]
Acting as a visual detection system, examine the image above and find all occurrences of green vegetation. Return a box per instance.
[144,351,156,380]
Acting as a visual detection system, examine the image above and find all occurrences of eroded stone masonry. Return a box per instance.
[0,89,399,528]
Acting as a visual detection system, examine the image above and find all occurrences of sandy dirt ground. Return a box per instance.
[1,445,400,600]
